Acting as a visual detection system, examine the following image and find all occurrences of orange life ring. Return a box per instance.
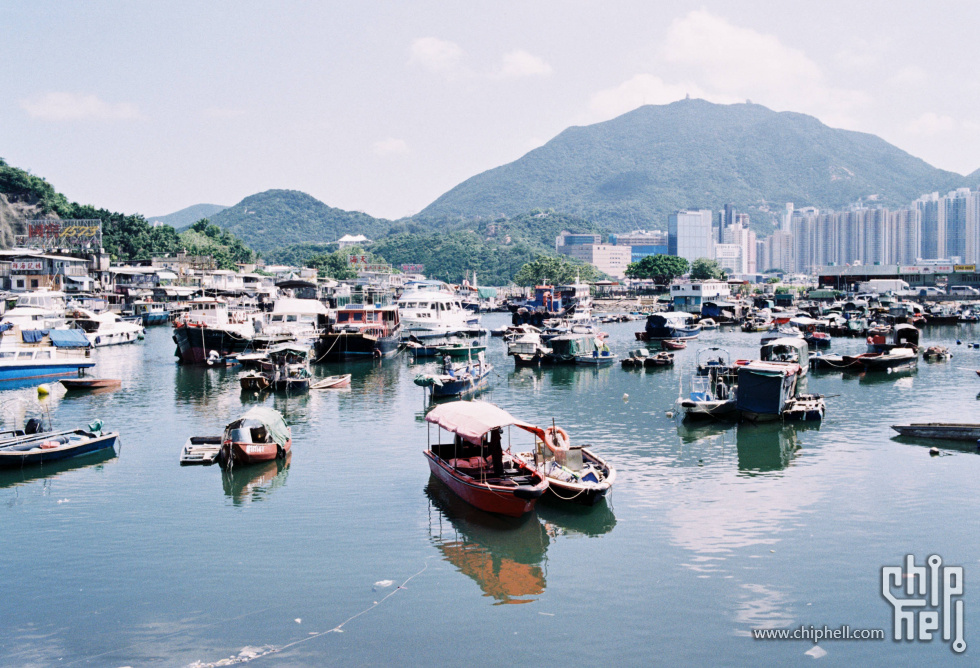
[543,426,570,453]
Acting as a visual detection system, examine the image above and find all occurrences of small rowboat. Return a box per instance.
[892,423,980,441]
[180,435,222,465]
[218,407,291,468]
[311,374,352,389]
[60,378,122,391]
[662,339,687,350]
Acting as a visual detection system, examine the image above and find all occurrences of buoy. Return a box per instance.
[622,393,629,402]
[666,410,674,418]
[957,340,962,345]
[37,384,50,396]
[929,447,940,456]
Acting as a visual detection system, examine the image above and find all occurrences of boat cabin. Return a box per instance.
[735,361,801,420]
[761,337,810,370]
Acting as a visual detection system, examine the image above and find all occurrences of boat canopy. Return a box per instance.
[236,407,290,447]
[425,400,538,445]
[47,329,91,348]
[272,298,329,315]
[267,343,311,357]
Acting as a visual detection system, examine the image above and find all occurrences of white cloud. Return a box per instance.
[495,49,552,78]
[372,137,409,156]
[584,11,870,128]
[905,112,958,137]
[588,74,735,122]
[20,92,141,121]
[409,37,464,74]
[663,10,821,92]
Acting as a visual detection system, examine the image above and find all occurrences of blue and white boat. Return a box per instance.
[0,420,118,468]
[131,300,170,326]
[414,352,493,398]
[0,328,95,383]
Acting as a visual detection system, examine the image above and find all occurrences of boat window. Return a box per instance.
[0,351,15,358]
[17,351,33,358]
[271,315,284,322]
[338,313,349,323]
[287,315,298,322]
[430,303,438,310]
[36,350,51,358]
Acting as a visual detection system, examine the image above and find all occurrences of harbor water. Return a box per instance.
[1,315,977,666]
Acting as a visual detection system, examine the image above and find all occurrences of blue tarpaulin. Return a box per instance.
[21,329,48,344]
[47,329,91,348]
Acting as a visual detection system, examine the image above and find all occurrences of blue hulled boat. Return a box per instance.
[0,421,118,468]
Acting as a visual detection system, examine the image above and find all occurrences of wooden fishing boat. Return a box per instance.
[60,378,122,391]
[179,435,222,465]
[239,372,271,392]
[311,374,352,389]
[891,423,980,441]
[662,339,687,350]
[423,401,549,517]
[0,421,118,468]
[218,408,291,468]
[517,425,615,506]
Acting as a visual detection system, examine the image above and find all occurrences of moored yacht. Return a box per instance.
[67,308,144,347]
[397,281,481,338]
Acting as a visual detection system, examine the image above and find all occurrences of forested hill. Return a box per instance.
[418,99,973,232]
[206,189,391,253]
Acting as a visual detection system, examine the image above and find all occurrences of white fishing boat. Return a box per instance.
[677,348,737,420]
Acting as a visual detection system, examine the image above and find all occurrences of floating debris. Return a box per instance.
[805,645,827,659]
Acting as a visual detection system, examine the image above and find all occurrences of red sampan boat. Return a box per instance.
[424,401,549,517]
[219,407,291,468]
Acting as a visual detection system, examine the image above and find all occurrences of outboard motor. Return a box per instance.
[24,418,44,435]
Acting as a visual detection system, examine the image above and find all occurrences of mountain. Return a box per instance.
[148,203,228,229]
[419,99,971,232]
[206,189,390,253]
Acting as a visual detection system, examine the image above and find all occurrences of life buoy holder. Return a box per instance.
[543,426,570,453]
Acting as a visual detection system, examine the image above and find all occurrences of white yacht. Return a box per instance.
[255,298,329,348]
[0,290,68,330]
[396,281,481,338]
[67,308,144,347]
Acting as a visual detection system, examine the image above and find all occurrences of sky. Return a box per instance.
[2,1,980,221]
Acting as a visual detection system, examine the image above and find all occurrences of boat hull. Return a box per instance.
[423,451,544,517]
[173,323,255,365]
[0,361,96,382]
[891,424,980,441]
[315,332,401,360]
[141,312,170,326]
[219,438,291,467]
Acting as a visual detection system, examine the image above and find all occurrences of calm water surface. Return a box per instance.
[1,315,977,666]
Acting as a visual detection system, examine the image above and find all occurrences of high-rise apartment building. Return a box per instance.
[668,209,714,263]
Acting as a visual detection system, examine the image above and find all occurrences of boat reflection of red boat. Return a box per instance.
[219,407,291,468]
[424,401,549,517]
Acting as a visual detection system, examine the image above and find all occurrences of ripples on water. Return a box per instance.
[1,316,977,665]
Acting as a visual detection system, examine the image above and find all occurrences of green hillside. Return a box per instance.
[418,99,970,232]
[206,189,390,253]
[148,203,229,229]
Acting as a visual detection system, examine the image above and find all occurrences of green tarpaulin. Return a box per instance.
[241,407,291,447]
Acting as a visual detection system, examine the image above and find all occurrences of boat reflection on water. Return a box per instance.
[0,447,117,490]
[735,421,820,474]
[537,497,617,539]
[425,476,549,605]
[222,452,291,505]
[675,420,731,445]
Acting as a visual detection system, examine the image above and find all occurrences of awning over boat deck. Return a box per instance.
[239,407,290,447]
[425,400,539,445]
[48,329,91,348]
